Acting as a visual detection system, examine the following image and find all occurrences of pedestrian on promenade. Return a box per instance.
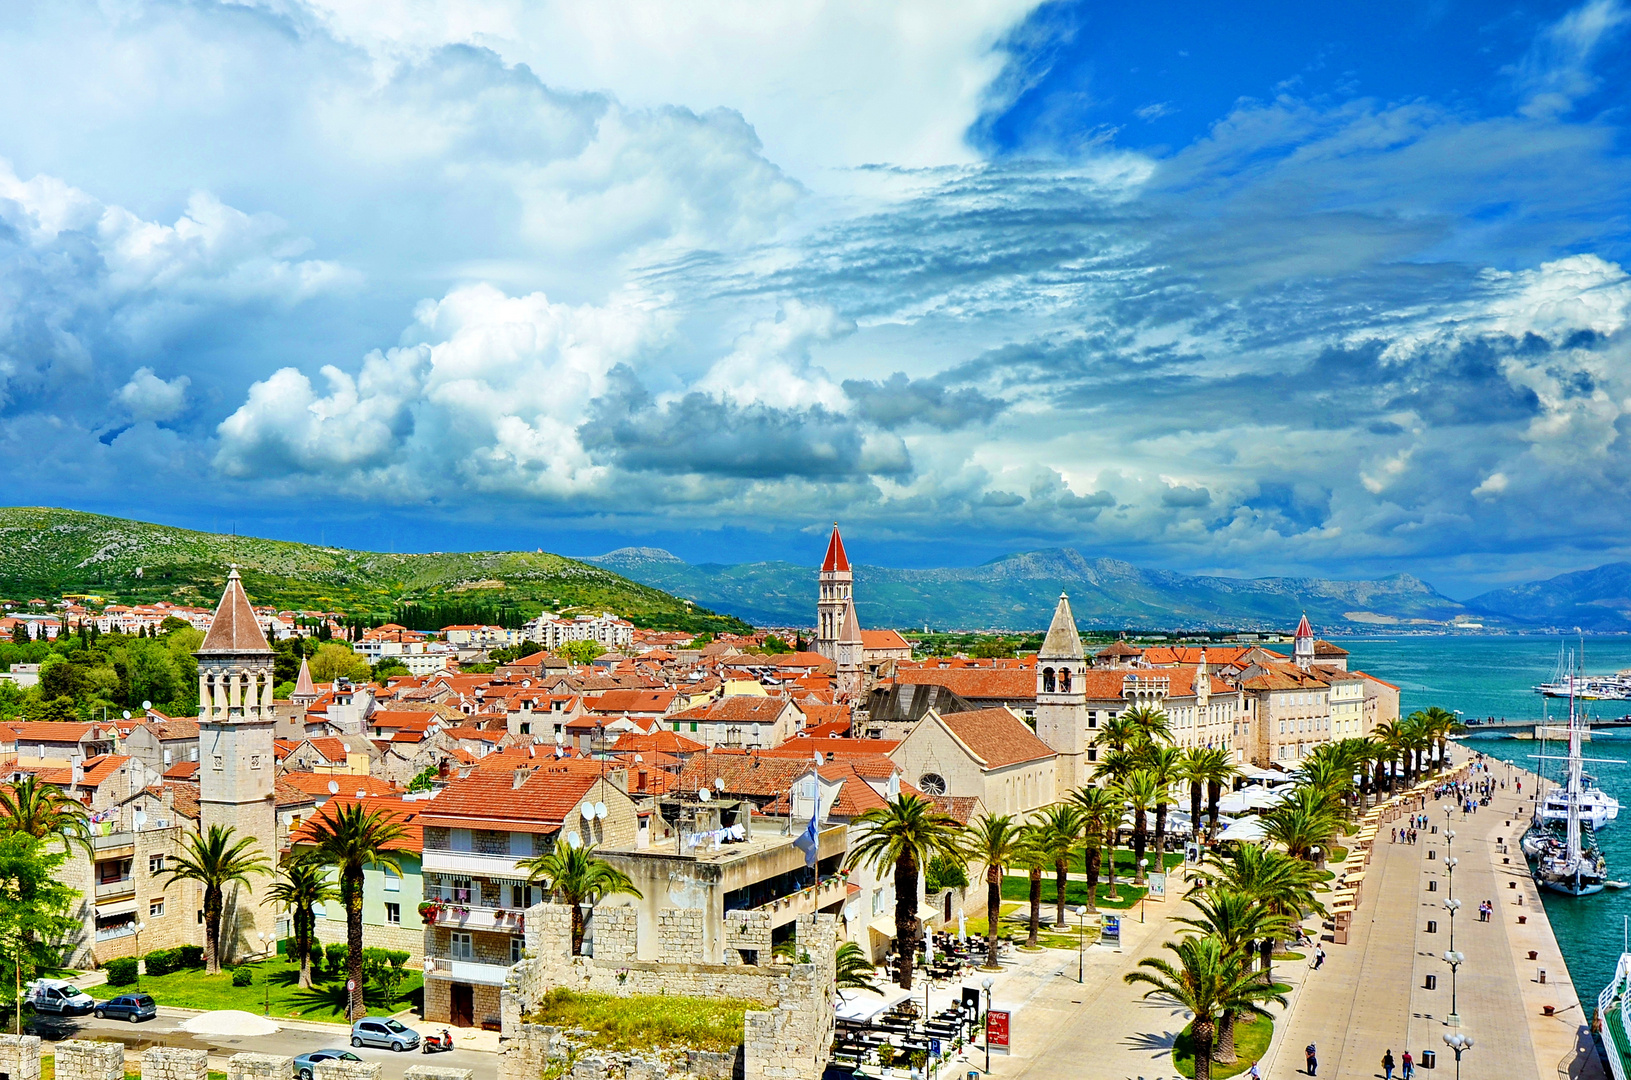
[1306,1042,1318,1076]
[1248,1064,1260,1080]
[1402,1050,1414,1078]
[1392,828,1397,844]
[1383,1049,1396,1079]
[1314,945,1326,970]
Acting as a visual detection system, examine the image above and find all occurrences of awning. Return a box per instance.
[868,915,896,941]
[96,898,138,917]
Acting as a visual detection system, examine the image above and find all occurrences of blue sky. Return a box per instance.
[1,1,1629,597]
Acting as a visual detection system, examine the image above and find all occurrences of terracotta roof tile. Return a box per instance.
[937,707,1055,768]
[290,795,423,851]
[199,569,272,653]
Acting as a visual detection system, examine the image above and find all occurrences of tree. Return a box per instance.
[1069,785,1120,910]
[835,941,877,992]
[0,775,91,853]
[0,832,80,1034]
[309,642,371,683]
[372,658,410,681]
[1123,934,1287,1080]
[1120,704,1173,747]
[1014,827,1050,948]
[406,765,439,793]
[1032,803,1084,927]
[1190,844,1324,983]
[264,860,338,988]
[1263,785,1343,865]
[1422,706,1463,775]
[760,635,793,655]
[362,948,409,1008]
[301,803,406,1018]
[559,640,607,665]
[1172,889,1294,1061]
[162,825,270,974]
[1116,770,1162,884]
[964,813,1026,969]
[847,794,966,989]
[1141,744,1182,869]
[519,842,643,957]
[1181,747,1237,843]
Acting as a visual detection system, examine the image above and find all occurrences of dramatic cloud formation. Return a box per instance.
[1,0,1630,593]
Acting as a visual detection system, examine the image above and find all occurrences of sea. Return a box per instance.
[1337,634,1631,1009]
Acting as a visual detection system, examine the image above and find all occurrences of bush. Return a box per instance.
[231,967,254,987]
[177,945,204,969]
[144,948,180,977]
[104,957,138,987]
[324,942,349,973]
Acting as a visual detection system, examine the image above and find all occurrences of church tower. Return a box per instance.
[1293,613,1314,672]
[835,596,865,703]
[814,523,852,660]
[1034,592,1089,791]
[195,568,278,962]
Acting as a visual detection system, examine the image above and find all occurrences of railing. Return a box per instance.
[748,875,848,925]
[421,957,513,985]
[95,878,136,900]
[422,903,525,932]
[92,832,135,850]
[95,924,136,942]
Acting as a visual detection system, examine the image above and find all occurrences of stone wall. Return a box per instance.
[52,1041,122,1080]
[589,908,637,963]
[404,1068,474,1080]
[723,911,771,965]
[0,1034,41,1080]
[224,1054,294,1080]
[655,910,705,964]
[311,1060,380,1080]
[140,1048,206,1080]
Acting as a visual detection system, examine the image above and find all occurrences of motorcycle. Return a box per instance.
[422,1030,455,1054]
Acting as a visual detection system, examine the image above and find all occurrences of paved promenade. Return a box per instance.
[979,760,1604,1080]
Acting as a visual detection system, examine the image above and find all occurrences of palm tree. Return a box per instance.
[1117,770,1162,884]
[1123,934,1288,1080]
[1142,744,1183,870]
[1120,704,1173,746]
[161,824,270,974]
[263,859,337,988]
[1191,844,1324,982]
[964,813,1026,969]
[1188,748,1238,842]
[0,775,90,852]
[519,842,642,957]
[1264,785,1343,865]
[1033,803,1084,927]
[1422,706,1463,774]
[1093,713,1144,755]
[1373,721,1407,794]
[1070,785,1119,911]
[302,802,407,1019]
[1180,748,1209,845]
[835,941,877,992]
[1014,827,1050,948]
[847,794,966,989]
[1173,889,1294,1062]
[1402,711,1432,782]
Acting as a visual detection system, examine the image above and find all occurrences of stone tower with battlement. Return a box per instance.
[1034,592,1089,791]
[194,568,277,963]
[814,523,852,660]
[834,595,865,703]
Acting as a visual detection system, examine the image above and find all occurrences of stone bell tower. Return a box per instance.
[1034,592,1089,792]
[195,568,277,962]
[814,523,851,660]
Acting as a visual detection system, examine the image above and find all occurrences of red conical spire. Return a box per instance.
[821,522,850,573]
[1295,613,1313,640]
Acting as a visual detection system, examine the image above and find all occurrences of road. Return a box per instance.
[28,1008,494,1080]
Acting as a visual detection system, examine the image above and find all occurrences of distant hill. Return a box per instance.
[586,546,1481,632]
[0,508,746,632]
[1466,563,1631,632]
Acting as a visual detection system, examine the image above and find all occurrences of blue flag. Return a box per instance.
[792,780,820,867]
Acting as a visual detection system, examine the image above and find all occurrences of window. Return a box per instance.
[520,722,531,735]
[149,899,164,918]
[383,866,401,892]
[450,932,473,960]
[149,854,165,874]
[213,756,224,771]
[250,754,261,770]
[690,722,698,732]
[918,773,946,796]
[197,909,204,924]
[511,936,524,963]
[384,903,400,925]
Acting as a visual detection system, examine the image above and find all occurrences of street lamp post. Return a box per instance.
[1073,906,1087,984]
[257,933,271,1016]
[1443,1032,1473,1080]
[1442,950,1464,1028]
[1444,898,1461,955]
[1138,859,1148,923]
[981,976,994,1074]
[133,922,146,990]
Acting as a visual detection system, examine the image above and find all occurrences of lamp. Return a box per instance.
[133,922,146,990]
[981,976,994,1074]
[1443,897,1462,953]
[1138,858,1149,923]
[1443,1031,1473,1080]
[1073,906,1087,983]
[1442,949,1465,1026]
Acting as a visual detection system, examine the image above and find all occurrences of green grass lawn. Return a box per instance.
[1172,1015,1274,1079]
[1001,874,1150,910]
[524,988,759,1053]
[1327,845,1349,863]
[1069,849,1184,874]
[125,958,421,1022]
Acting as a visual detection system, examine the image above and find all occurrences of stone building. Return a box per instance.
[812,524,851,661]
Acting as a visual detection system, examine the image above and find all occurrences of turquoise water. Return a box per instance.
[1337,635,1631,1011]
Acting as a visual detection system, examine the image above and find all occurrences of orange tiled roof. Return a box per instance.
[937,708,1055,768]
[290,795,424,851]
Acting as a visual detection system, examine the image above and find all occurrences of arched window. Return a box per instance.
[918,773,946,796]
[1042,667,1055,693]
[1059,667,1072,692]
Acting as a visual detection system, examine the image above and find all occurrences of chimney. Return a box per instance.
[513,766,530,790]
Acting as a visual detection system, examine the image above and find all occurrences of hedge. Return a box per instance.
[231,967,254,987]
[104,957,138,987]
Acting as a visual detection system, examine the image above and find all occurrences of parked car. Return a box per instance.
[293,1050,362,1080]
[25,980,95,1017]
[350,1018,420,1052]
[94,994,156,1022]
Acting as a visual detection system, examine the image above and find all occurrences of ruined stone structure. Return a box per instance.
[195,568,279,962]
[500,904,838,1080]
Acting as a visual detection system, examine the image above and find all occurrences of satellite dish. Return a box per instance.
[715,778,726,791]
[555,731,565,745]
[356,789,367,798]
[122,710,131,720]
[342,742,351,752]
[328,780,340,795]
[594,802,607,820]
[142,700,152,710]
[634,754,644,763]
[813,752,822,767]
[529,746,536,758]
[565,831,582,848]
[698,788,711,802]
[581,803,595,821]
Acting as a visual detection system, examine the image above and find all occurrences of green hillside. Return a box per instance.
[0,508,747,633]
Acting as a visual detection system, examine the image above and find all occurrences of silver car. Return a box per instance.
[350,1017,420,1051]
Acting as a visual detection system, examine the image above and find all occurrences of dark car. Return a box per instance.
[293,1050,362,1080]
[94,994,156,1022]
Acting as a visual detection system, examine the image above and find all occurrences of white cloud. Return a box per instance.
[1473,472,1509,498]
[691,301,853,412]
[116,367,191,423]
[1511,0,1630,119]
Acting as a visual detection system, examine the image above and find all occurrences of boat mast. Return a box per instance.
[1568,663,1583,869]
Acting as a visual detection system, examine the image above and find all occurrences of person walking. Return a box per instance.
[1306,1042,1318,1076]
[1314,945,1326,970]
[1402,1050,1414,1078]
[1383,1049,1396,1080]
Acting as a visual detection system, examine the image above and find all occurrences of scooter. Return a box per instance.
[423,1030,454,1054]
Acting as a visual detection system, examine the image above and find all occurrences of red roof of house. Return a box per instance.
[859,630,910,651]
[670,697,796,724]
[162,761,200,780]
[279,772,400,799]
[417,770,604,831]
[760,736,901,759]
[894,669,1036,701]
[199,569,273,654]
[584,689,679,715]
[611,731,708,755]
[290,795,424,852]
[936,708,1055,768]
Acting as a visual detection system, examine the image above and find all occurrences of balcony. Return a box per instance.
[422,957,512,986]
[421,849,529,877]
[747,875,849,928]
[92,832,135,855]
[95,924,136,942]
[421,903,526,933]
[95,878,136,901]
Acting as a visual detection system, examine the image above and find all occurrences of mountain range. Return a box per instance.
[586,546,1631,634]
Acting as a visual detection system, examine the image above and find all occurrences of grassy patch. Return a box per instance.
[130,957,421,1022]
[1070,850,1184,874]
[524,988,760,1054]
[1001,875,1149,910]
[1172,1015,1274,1079]
[1327,845,1348,863]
